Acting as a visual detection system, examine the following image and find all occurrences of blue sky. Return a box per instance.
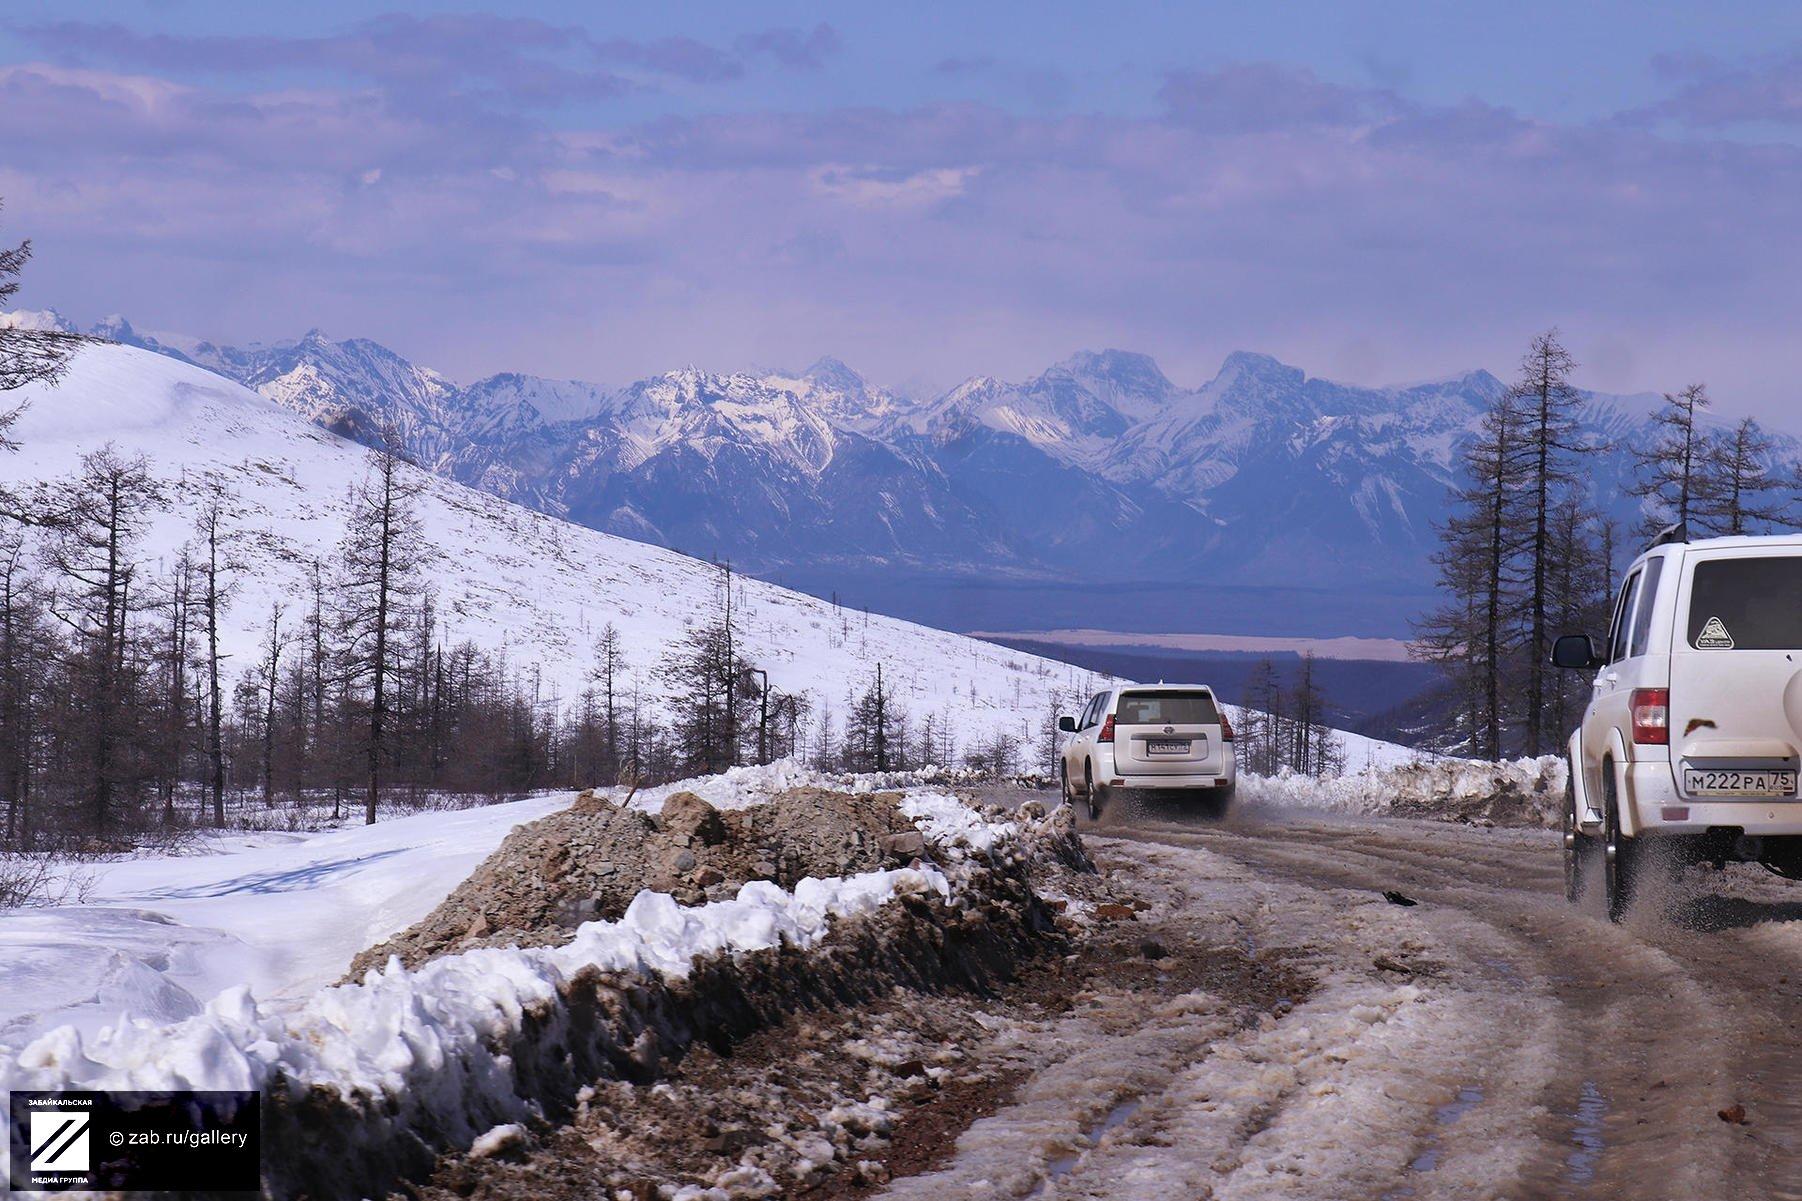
[5,2,1802,410]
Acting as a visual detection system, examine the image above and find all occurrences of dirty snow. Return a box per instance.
[884,835,1561,1200]
[1239,755,1564,826]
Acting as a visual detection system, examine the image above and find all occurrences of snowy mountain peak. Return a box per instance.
[89,314,138,341]
[1212,350,1307,391]
[1053,348,1175,396]
[0,308,77,333]
[801,356,867,390]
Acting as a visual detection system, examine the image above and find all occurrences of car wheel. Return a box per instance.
[1602,762,1638,923]
[1085,762,1100,822]
[1061,761,1076,808]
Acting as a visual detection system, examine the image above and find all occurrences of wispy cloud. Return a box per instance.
[5,41,1801,410]
[1637,48,1802,126]
[733,24,840,72]
[8,14,834,109]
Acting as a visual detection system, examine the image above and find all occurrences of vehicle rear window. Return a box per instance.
[1687,557,1802,650]
[1116,690,1220,725]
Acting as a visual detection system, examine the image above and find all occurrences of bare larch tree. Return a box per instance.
[1629,382,1712,538]
[338,436,427,824]
[1510,331,1586,757]
[1697,416,1789,536]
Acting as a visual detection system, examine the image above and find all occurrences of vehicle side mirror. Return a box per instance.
[1057,715,1076,733]
[1551,633,1603,670]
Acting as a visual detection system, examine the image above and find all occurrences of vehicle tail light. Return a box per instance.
[1098,715,1115,743]
[1219,710,1234,742]
[1631,688,1669,745]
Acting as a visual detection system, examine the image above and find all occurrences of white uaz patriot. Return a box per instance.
[1057,684,1236,819]
[1554,531,1802,921]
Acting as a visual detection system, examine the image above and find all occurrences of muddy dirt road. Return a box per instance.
[908,800,1802,1200]
[418,799,1802,1200]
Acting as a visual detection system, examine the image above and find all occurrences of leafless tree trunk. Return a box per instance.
[339,436,426,825]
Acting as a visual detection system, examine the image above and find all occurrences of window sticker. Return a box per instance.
[1697,615,1736,649]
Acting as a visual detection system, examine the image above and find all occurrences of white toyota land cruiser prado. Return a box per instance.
[1554,531,1802,921]
[1056,684,1237,821]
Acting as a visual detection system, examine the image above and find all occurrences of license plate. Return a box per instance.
[1683,769,1798,797]
[1147,739,1190,754]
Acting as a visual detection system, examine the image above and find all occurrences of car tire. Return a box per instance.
[1602,761,1638,923]
[1061,761,1076,809]
[1186,787,1230,822]
[1085,762,1101,822]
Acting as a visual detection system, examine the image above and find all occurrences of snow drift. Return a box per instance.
[1239,755,1565,827]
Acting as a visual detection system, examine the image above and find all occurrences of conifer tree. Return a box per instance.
[1630,382,1712,538]
[1697,416,1788,536]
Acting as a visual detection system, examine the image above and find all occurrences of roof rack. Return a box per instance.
[1650,520,1688,549]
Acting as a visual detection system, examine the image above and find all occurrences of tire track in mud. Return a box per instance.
[1098,808,1802,1199]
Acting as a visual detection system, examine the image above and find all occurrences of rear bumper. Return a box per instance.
[1628,761,1802,835]
[1112,775,1235,790]
[1103,757,1236,790]
[1090,746,1235,791]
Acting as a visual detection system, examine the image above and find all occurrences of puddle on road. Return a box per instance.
[1382,1083,1485,1197]
[1564,1079,1608,1187]
[1030,1097,1146,1195]
[1409,1085,1486,1172]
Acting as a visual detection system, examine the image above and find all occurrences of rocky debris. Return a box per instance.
[880,831,926,859]
[346,787,926,978]
[658,791,727,845]
[1007,799,1093,873]
[1093,902,1137,922]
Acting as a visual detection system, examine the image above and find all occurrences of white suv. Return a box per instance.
[1057,684,1236,819]
[1555,532,1802,920]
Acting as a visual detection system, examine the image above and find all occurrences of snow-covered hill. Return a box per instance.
[0,344,1101,745]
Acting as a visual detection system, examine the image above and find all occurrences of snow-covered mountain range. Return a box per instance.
[0,342,1107,749]
[12,310,1768,635]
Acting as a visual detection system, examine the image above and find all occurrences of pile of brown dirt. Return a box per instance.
[346,787,925,979]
